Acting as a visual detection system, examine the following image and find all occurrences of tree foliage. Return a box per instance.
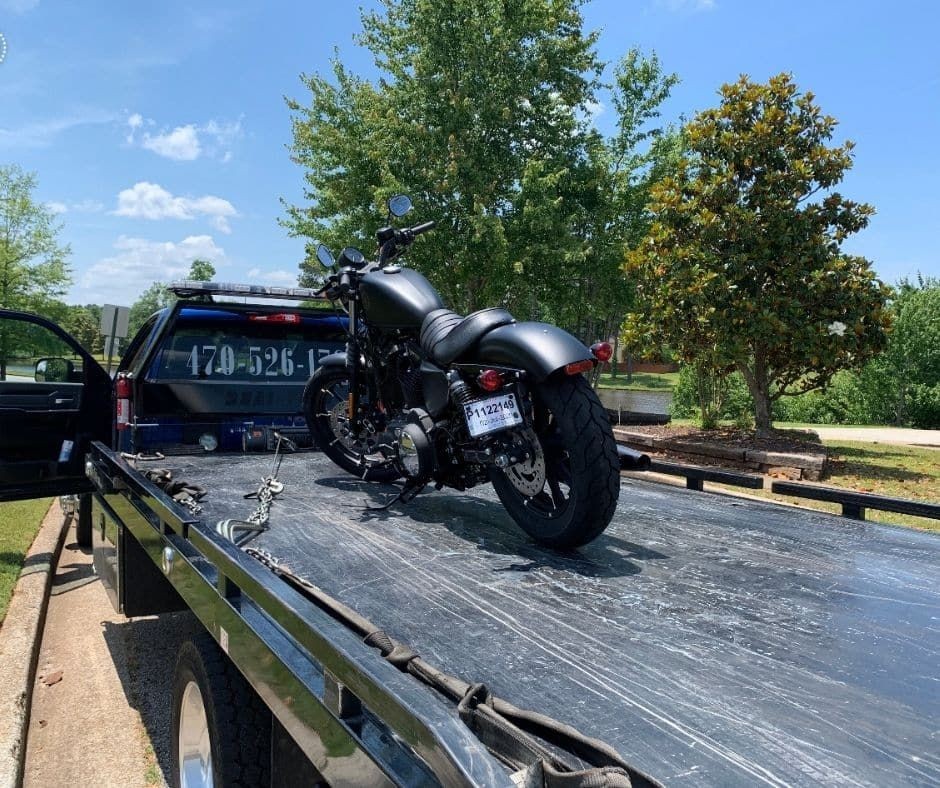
[879,276,939,427]
[283,0,677,343]
[626,74,890,432]
[0,164,72,376]
[127,259,215,337]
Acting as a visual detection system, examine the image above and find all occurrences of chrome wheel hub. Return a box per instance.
[179,680,213,788]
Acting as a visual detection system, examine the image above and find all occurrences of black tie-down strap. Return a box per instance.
[247,551,664,788]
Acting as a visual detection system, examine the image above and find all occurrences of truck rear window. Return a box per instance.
[150,309,345,383]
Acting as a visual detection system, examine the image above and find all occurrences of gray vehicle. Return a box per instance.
[0,292,657,788]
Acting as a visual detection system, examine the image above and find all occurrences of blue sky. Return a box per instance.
[1,0,937,307]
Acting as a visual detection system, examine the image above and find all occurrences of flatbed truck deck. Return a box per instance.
[100,447,940,787]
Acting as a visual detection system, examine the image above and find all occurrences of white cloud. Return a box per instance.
[584,100,605,120]
[0,0,40,13]
[126,113,243,162]
[245,268,297,286]
[142,124,201,161]
[73,199,105,213]
[46,199,104,215]
[0,110,117,149]
[655,0,715,11]
[125,112,144,144]
[114,181,238,233]
[77,234,227,305]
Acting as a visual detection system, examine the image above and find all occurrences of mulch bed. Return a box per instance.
[622,424,826,456]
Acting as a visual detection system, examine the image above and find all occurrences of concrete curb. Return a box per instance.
[0,503,70,788]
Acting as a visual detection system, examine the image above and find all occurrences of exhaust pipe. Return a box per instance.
[617,444,651,471]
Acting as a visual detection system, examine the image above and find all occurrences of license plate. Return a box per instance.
[464,393,523,438]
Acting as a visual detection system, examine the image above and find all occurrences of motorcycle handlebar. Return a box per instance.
[409,220,436,236]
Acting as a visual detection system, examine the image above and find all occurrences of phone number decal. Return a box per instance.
[185,344,330,378]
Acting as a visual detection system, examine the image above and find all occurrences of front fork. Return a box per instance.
[346,298,361,431]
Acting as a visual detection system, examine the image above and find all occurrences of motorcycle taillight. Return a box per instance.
[477,369,504,392]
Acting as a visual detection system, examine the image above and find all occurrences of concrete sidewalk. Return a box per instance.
[22,519,199,787]
[803,426,940,448]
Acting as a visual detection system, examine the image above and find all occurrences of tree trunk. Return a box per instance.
[738,358,773,435]
[752,389,772,434]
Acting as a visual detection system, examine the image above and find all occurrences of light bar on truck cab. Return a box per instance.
[168,280,325,301]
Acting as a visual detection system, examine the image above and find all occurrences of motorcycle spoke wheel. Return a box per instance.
[490,374,620,549]
[303,366,401,483]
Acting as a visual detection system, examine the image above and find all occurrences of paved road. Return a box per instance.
[801,426,940,448]
[23,518,198,788]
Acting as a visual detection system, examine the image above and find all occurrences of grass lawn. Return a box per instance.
[714,440,939,532]
[0,498,53,625]
[597,371,678,391]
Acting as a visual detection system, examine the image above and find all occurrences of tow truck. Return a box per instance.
[0,283,937,787]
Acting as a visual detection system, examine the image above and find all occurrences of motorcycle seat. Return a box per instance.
[420,307,515,365]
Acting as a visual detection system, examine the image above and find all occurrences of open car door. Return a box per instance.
[0,309,111,501]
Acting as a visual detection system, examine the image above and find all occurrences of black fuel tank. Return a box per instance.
[360,267,445,330]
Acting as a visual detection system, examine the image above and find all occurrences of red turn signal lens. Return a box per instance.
[564,359,594,376]
[249,313,301,324]
[591,341,613,363]
[477,369,504,392]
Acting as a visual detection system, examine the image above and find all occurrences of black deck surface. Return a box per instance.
[161,452,940,787]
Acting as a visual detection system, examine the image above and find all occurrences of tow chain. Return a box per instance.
[216,433,294,547]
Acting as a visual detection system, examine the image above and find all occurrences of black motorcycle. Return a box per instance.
[304,195,620,548]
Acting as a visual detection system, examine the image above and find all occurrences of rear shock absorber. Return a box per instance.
[447,370,475,407]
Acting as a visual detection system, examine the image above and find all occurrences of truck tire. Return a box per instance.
[491,374,620,549]
[75,494,92,548]
[171,633,271,788]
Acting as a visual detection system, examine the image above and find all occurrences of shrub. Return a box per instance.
[672,362,753,428]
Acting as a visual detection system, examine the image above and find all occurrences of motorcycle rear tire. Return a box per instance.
[491,374,620,549]
[303,365,401,483]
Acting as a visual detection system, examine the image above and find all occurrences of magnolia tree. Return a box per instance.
[625,74,890,433]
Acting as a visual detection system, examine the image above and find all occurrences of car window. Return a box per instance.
[0,319,85,383]
[149,311,344,383]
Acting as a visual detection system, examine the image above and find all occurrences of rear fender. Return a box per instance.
[475,322,592,382]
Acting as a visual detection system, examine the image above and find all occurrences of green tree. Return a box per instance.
[284,0,604,314]
[187,259,216,282]
[881,276,939,427]
[127,281,174,338]
[626,74,890,434]
[62,305,103,355]
[0,165,72,377]
[510,50,679,345]
[127,259,214,336]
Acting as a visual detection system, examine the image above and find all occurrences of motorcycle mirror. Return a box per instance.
[316,243,335,269]
[388,194,413,218]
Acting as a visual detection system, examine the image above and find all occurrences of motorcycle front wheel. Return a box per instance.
[302,365,401,482]
[491,374,620,549]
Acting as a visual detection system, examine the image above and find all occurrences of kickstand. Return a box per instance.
[367,480,426,511]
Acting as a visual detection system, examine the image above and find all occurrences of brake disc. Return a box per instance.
[504,428,546,497]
